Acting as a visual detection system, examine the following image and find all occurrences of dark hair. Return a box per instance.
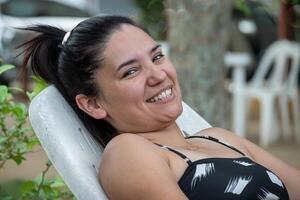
[19,16,140,148]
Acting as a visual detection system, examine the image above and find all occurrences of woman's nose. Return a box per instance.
[146,66,167,86]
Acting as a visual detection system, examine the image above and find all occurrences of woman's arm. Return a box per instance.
[99,133,188,200]
[242,138,300,200]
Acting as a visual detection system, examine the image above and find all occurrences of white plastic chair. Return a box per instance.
[227,40,300,146]
[29,85,211,200]
[279,42,300,143]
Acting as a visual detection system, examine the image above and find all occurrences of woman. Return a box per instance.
[20,16,300,200]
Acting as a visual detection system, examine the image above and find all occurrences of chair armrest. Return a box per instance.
[224,52,252,91]
[224,52,251,68]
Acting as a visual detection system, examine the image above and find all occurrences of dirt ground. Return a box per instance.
[246,99,300,169]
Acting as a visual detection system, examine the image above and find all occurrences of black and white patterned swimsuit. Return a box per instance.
[156,135,289,200]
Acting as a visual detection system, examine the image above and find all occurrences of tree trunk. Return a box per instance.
[278,1,295,40]
[166,0,233,128]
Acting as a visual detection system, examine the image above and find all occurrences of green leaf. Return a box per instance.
[0,104,10,114]
[0,85,8,102]
[25,91,35,102]
[234,0,251,16]
[46,160,52,167]
[34,174,43,184]
[285,0,300,4]
[50,177,66,188]
[8,86,24,94]
[148,0,161,8]
[0,135,8,144]
[11,154,26,165]
[26,138,39,150]
[27,76,48,100]
[41,185,53,196]
[21,180,37,194]
[12,103,26,119]
[0,195,14,200]
[0,64,14,75]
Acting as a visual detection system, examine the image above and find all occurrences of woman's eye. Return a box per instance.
[153,53,165,62]
[122,68,137,78]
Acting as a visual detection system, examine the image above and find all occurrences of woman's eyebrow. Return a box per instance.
[116,44,162,72]
[151,44,161,53]
[117,59,136,72]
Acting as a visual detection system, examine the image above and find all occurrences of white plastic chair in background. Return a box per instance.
[29,85,211,200]
[279,42,300,143]
[227,40,300,147]
[224,51,252,139]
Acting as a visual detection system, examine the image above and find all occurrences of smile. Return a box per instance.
[146,87,173,103]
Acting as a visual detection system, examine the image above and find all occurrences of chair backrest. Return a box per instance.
[287,42,300,90]
[29,85,211,200]
[250,40,300,90]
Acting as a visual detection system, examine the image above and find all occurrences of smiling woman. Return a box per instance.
[85,24,182,134]
[18,16,300,200]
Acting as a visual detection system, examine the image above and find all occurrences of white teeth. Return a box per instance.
[166,89,171,95]
[148,88,173,103]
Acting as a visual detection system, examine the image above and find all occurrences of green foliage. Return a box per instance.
[0,180,23,199]
[133,0,256,39]
[133,0,167,40]
[234,0,252,16]
[133,0,254,40]
[284,0,300,4]
[0,64,14,75]
[0,64,36,168]
[0,64,74,199]
[20,161,74,200]
[0,163,74,200]
[26,76,48,101]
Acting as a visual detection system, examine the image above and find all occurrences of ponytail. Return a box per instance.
[19,25,65,86]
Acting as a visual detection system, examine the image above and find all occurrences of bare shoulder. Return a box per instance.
[102,133,153,156]
[196,127,250,155]
[99,133,157,177]
[197,127,245,144]
[99,134,187,200]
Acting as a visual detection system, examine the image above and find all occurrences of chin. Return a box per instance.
[165,101,183,120]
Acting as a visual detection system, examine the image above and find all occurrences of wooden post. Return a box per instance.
[278,1,295,40]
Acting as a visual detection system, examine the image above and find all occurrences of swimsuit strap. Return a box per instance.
[154,143,193,165]
[185,135,246,156]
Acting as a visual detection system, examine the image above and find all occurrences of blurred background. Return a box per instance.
[0,0,299,199]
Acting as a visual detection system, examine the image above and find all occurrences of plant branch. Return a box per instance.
[0,160,6,168]
[35,163,51,199]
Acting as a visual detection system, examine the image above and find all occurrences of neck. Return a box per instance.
[139,122,188,148]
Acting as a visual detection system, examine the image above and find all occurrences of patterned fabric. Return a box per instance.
[156,136,289,200]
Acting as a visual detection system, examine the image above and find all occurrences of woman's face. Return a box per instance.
[96,24,182,133]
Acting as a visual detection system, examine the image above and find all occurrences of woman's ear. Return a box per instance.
[75,94,107,119]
